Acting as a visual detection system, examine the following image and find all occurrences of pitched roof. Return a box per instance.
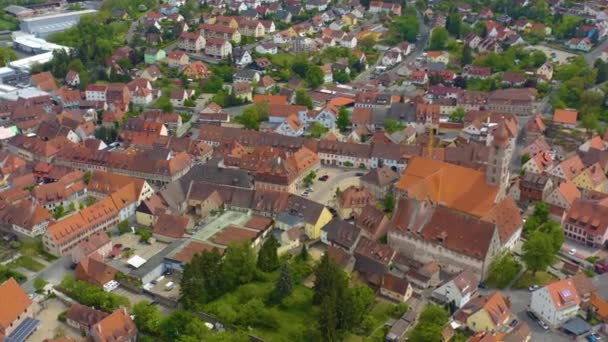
[92,309,137,342]
[361,166,399,187]
[544,278,581,310]
[152,213,190,239]
[66,304,108,327]
[75,254,117,286]
[0,278,31,332]
[395,157,498,217]
[381,273,410,294]
[554,108,578,125]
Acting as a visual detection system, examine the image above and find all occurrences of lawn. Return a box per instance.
[515,271,558,289]
[19,238,57,262]
[204,277,318,342]
[269,53,296,67]
[9,256,45,272]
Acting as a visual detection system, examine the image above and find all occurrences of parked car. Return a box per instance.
[528,285,539,292]
[509,319,518,327]
[538,320,549,330]
[526,310,538,321]
[355,172,364,176]
[587,332,601,341]
[568,248,577,256]
[318,175,329,181]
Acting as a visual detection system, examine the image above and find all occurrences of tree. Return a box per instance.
[0,47,17,67]
[389,9,419,43]
[222,243,257,291]
[337,106,350,132]
[429,27,449,50]
[521,153,531,165]
[271,263,294,303]
[486,253,521,288]
[596,59,608,84]
[318,291,340,342]
[446,12,462,37]
[299,244,309,261]
[117,220,130,235]
[83,171,92,184]
[382,193,396,213]
[408,305,449,341]
[53,205,65,219]
[295,88,313,109]
[292,54,310,78]
[237,107,261,130]
[132,301,162,335]
[160,311,209,341]
[180,247,223,308]
[522,230,556,275]
[308,122,329,138]
[384,119,404,133]
[448,107,465,122]
[306,65,325,88]
[257,236,280,272]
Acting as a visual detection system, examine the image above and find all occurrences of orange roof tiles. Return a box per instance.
[553,109,578,125]
[0,278,32,333]
[253,94,288,106]
[545,278,580,310]
[395,157,498,217]
[211,226,260,246]
[92,309,137,342]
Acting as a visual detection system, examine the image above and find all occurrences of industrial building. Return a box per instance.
[19,9,96,37]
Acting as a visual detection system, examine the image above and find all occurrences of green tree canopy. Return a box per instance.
[257,236,280,272]
[429,27,449,50]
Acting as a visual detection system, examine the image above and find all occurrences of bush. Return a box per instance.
[34,277,48,293]
[58,310,67,322]
[60,275,130,312]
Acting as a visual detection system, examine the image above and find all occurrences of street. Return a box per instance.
[21,255,71,294]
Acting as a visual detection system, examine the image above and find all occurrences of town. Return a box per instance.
[0,0,607,341]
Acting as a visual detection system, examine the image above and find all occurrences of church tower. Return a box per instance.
[486,120,513,200]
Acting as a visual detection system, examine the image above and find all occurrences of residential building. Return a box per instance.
[90,309,137,342]
[337,186,375,219]
[530,278,580,327]
[199,23,241,43]
[0,278,36,341]
[380,273,412,302]
[432,270,479,308]
[360,166,399,199]
[178,31,205,52]
[455,292,512,333]
[66,304,108,335]
[205,37,232,59]
[562,198,608,248]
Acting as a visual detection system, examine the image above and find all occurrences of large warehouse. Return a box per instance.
[19,9,96,37]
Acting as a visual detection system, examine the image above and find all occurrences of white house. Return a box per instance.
[85,85,108,102]
[431,270,479,308]
[300,107,337,130]
[275,114,305,137]
[530,278,580,327]
[255,42,279,55]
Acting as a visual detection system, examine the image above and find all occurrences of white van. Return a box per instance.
[165,282,175,291]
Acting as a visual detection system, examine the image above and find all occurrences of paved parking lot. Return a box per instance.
[146,274,180,300]
[108,234,169,274]
[526,45,578,64]
[307,167,363,205]
[30,298,80,341]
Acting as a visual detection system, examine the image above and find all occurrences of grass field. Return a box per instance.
[269,53,296,67]
[345,301,406,342]
[515,271,558,289]
[9,256,45,272]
